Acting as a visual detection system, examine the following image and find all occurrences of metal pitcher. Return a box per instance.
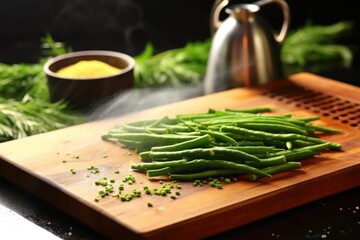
[203,0,290,94]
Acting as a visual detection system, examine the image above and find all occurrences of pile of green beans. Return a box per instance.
[102,107,342,181]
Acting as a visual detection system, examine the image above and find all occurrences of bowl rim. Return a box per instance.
[43,50,135,80]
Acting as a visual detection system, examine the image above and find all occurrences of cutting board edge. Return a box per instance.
[1,152,359,240]
[0,153,144,240]
[140,163,360,240]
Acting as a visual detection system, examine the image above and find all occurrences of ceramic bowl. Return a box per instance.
[43,50,135,109]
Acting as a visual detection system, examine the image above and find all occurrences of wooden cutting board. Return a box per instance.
[0,72,359,240]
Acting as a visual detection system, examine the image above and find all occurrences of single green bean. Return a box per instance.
[132,159,187,171]
[282,149,318,162]
[290,140,315,148]
[227,146,276,154]
[159,123,192,132]
[107,133,198,145]
[150,134,213,152]
[224,107,272,113]
[176,112,218,120]
[199,130,239,146]
[310,124,343,133]
[116,139,142,149]
[139,151,152,161]
[236,141,265,146]
[244,155,286,168]
[249,162,301,181]
[170,169,254,180]
[294,116,320,122]
[124,119,159,127]
[121,124,168,134]
[290,142,333,152]
[235,122,308,135]
[148,116,173,127]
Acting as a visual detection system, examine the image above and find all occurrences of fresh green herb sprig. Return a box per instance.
[0,97,85,142]
[281,21,355,68]
[0,62,48,101]
[0,35,83,142]
[134,39,211,88]
[0,34,70,102]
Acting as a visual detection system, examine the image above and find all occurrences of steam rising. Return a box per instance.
[50,0,207,120]
[87,83,204,121]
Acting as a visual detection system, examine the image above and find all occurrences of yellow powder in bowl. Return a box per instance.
[56,60,123,78]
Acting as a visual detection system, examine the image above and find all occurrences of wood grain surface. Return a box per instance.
[0,72,359,240]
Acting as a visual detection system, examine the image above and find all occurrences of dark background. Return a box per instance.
[0,0,359,65]
[0,0,359,86]
[0,1,359,239]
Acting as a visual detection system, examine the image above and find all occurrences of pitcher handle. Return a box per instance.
[255,0,290,43]
[210,0,229,36]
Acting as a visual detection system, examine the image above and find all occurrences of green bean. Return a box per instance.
[116,139,142,149]
[228,117,308,135]
[294,116,320,122]
[221,126,330,145]
[199,117,308,131]
[236,141,264,146]
[148,116,172,127]
[170,169,257,180]
[290,140,316,148]
[159,123,192,132]
[227,146,277,154]
[282,149,318,162]
[132,159,187,171]
[146,166,174,177]
[139,151,152,161]
[147,159,271,178]
[249,162,302,181]
[150,134,213,152]
[101,133,117,141]
[224,107,272,113]
[311,124,343,133]
[225,132,265,142]
[106,133,198,145]
[188,114,259,124]
[103,136,148,151]
[178,119,207,131]
[262,139,289,148]
[289,142,333,152]
[176,112,218,120]
[174,131,203,136]
[274,142,335,161]
[123,119,159,127]
[244,155,286,168]
[199,130,239,146]
[235,122,308,135]
[121,124,168,134]
[210,141,265,148]
[142,147,260,163]
[103,107,343,184]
